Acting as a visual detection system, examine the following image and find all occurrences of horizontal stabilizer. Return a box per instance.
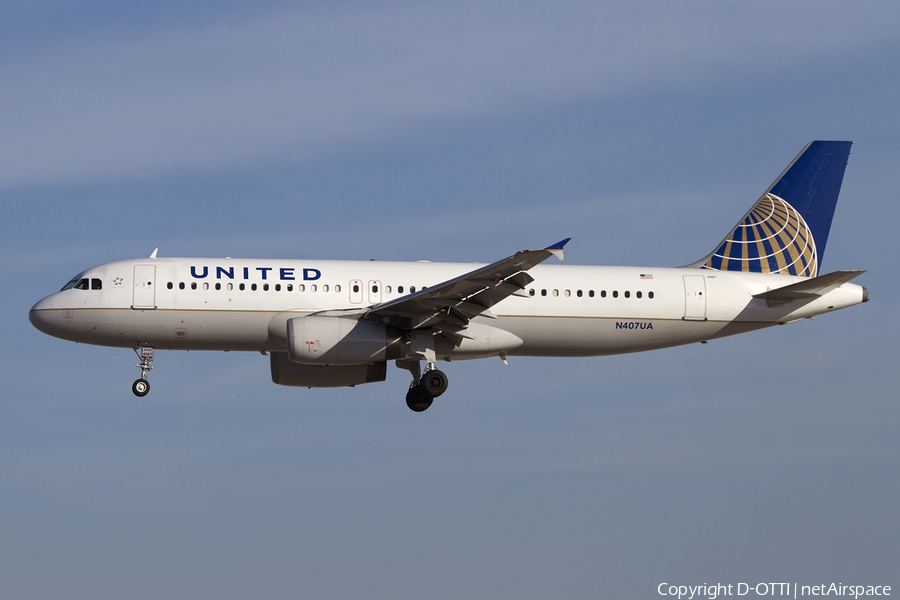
[753,270,865,302]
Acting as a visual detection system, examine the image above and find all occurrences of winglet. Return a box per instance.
[545,238,571,261]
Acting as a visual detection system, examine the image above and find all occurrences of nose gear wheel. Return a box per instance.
[132,347,154,397]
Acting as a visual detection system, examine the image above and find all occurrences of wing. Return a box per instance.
[359,239,570,340]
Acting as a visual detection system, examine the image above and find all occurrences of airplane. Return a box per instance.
[29,141,867,411]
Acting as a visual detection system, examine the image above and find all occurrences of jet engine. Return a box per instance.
[286,316,404,365]
[270,352,386,387]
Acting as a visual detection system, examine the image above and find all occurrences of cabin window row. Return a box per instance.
[166,282,428,294]
[355,285,422,294]
[528,288,655,299]
[166,281,652,299]
[167,282,345,292]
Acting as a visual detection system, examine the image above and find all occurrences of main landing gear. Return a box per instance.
[132,346,153,397]
[399,360,449,412]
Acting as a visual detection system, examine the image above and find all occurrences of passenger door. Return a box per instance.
[682,275,707,321]
[132,265,157,309]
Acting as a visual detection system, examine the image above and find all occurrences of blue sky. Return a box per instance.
[2,1,898,598]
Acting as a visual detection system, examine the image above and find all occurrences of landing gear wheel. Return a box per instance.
[421,369,449,398]
[132,378,150,397]
[406,384,434,412]
[132,347,154,397]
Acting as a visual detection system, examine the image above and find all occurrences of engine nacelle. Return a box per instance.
[270,352,386,387]
[287,316,404,365]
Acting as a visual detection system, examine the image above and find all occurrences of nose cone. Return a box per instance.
[29,295,57,335]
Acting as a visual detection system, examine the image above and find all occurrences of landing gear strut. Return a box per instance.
[397,359,449,412]
[132,346,153,397]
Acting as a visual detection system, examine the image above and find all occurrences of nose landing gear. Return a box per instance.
[132,346,153,397]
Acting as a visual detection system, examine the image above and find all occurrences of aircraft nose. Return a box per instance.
[29,296,56,334]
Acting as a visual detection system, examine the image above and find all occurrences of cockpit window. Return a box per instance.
[61,276,101,290]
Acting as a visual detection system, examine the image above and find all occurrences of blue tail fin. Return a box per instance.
[695,141,852,277]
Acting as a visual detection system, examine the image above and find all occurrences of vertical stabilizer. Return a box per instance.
[693,141,852,277]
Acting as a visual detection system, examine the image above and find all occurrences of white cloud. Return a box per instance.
[1,1,897,186]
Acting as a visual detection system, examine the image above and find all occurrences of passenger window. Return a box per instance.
[552,289,559,297]
[323,284,329,292]
[410,286,416,293]
[398,286,404,294]
[191,282,197,290]
[529,289,535,296]
[227,283,233,291]
[167,282,173,290]
[251,283,258,291]
[91,278,102,290]
[275,284,281,291]
[589,290,595,298]
[311,284,317,292]
[601,290,607,298]
[335,284,341,293]
[577,290,582,297]
[385,286,392,294]
[613,291,618,298]
[372,285,378,293]
[203,282,209,290]
[239,283,245,291]
[624,291,630,298]
[263,284,269,291]
[564,290,571,297]
[287,284,293,292]
[636,291,642,299]
[299,284,305,292]
[649,291,654,299]
[215,283,221,290]
[179,282,185,290]
[541,289,547,297]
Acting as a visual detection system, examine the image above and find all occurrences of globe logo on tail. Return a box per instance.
[703,193,817,277]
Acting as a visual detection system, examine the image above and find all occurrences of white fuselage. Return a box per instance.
[29,257,866,359]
